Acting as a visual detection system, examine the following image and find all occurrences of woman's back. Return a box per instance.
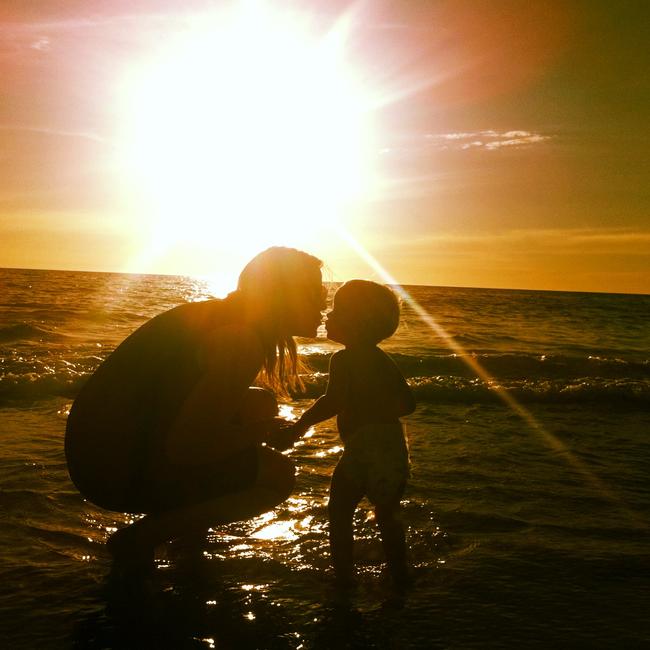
[65,299,229,510]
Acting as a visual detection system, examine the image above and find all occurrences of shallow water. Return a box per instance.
[1,269,649,648]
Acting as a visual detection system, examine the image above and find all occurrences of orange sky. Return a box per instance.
[0,1,648,294]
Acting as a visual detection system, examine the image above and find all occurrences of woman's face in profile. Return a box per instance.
[284,271,327,338]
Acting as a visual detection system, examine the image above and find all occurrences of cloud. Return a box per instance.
[395,228,650,256]
[0,11,183,56]
[30,37,51,52]
[424,130,551,151]
[0,124,105,143]
[379,129,552,159]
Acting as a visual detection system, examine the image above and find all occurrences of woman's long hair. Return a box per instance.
[237,247,323,395]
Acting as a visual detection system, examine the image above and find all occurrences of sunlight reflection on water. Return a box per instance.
[314,445,343,458]
[278,403,297,420]
[3,271,649,648]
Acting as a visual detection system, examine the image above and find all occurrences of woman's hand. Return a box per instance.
[264,419,302,451]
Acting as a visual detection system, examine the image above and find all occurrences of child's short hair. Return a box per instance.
[336,280,400,344]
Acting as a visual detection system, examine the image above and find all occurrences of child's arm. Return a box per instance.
[293,351,348,434]
[386,353,417,417]
[396,372,416,417]
[264,352,348,451]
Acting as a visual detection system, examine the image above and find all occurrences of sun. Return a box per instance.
[115,2,378,273]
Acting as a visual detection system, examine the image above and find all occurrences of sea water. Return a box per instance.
[0,268,648,648]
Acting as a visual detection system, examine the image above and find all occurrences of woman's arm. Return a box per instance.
[165,325,267,464]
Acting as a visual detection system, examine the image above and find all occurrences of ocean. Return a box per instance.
[1,267,648,648]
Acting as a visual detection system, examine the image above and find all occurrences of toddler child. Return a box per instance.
[290,280,416,589]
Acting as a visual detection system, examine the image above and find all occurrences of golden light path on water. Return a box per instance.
[336,225,647,530]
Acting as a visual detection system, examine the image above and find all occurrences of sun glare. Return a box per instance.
[116,2,377,270]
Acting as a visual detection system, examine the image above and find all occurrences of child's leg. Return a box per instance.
[373,481,409,585]
[328,461,365,586]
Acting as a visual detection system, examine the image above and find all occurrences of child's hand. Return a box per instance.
[264,420,301,451]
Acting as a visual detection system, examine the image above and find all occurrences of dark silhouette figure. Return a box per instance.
[287,280,415,589]
[65,247,326,571]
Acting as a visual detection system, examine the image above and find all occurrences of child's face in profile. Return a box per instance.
[326,280,398,347]
[325,287,363,345]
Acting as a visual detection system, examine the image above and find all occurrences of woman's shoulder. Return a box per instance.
[108,299,234,361]
[201,317,265,369]
[159,298,247,338]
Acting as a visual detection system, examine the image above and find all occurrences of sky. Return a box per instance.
[0,0,648,294]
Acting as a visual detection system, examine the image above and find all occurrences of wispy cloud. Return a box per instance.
[0,13,174,33]
[0,124,106,143]
[424,130,551,151]
[391,228,650,255]
[379,129,553,159]
[0,12,183,56]
[30,37,51,52]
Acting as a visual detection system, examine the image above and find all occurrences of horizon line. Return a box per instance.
[1,264,647,298]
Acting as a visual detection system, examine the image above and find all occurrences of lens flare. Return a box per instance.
[336,225,647,530]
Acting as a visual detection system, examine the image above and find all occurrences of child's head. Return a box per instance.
[326,280,400,345]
